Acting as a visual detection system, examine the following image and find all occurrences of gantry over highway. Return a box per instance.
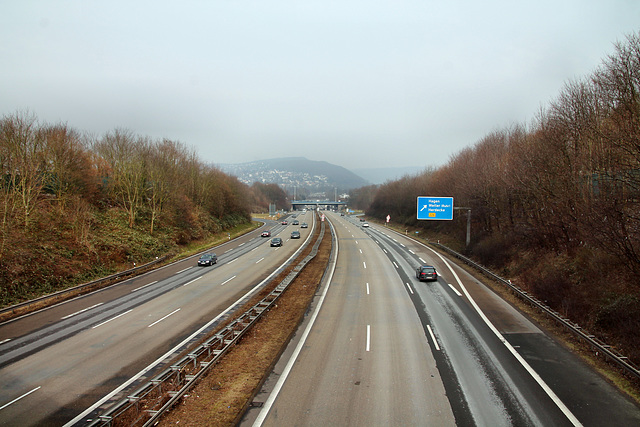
[290,200,347,211]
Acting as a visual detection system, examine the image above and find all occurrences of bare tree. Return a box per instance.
[144,138,187,234]
[586,31,640,272]
[40,123,95,209]
[94,129,147,228]
[0,111,45,231]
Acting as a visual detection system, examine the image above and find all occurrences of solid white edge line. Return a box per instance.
[92,309,133,329]
[148,308,181,328]
[0,339,10,345]
[0,386,41,411]
[252,214,338,427]
[372,224,582,426]
[427,325,441,351]
[65,213,318,427]
[366,325,371,352]
[61,302,104,319]
[423,244,583,427]
[447,283,463,297]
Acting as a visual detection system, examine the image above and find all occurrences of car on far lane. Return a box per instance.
[416,265,438,281]
[270,237,283,247]
[292,220,300,225]
[197,253,218,266]
[301,223,308,228]
[261,230,271,237]
[281,220,288,225]
[291,230,301,239]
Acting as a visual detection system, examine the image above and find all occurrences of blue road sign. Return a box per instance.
[417,197,454,220]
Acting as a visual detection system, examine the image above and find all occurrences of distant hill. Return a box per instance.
[352,166,425,185]
[218,157,369,191]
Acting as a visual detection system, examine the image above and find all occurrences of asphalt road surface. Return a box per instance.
[244,211,640,427]
[3,208,640,426]
[249,211,455,426]
[0,211,314,426]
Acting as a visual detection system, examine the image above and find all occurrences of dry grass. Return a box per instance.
[158,222,331,426]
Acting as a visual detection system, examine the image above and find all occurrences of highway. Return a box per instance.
[245,211,640,426]
[2,208,640,426]
[0,211,315,426]
[251,211,455,425]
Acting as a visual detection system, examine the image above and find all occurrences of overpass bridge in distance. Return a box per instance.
[291,200,347,211]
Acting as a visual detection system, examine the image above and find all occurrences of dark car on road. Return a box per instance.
[416,265,437,281]
[292,220,299,225]
[197,253,218,266]
[291,230,301,239]
[301,222,308,228]
[270,237,283,247]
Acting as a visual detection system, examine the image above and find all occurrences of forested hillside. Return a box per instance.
[0,115,287,306]
[367,32,640,362]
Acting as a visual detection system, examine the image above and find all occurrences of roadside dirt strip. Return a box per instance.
[157,218,332,427]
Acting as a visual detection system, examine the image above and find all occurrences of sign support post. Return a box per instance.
[416,197,471,247]
[454,207,471,247]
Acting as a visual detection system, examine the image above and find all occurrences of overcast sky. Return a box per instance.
[1,1,638,171]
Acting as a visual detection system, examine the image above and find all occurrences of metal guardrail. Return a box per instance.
[0,255,169,320]
[430,241,640,382]
[90,219,327,426]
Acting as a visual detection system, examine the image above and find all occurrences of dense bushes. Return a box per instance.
[365,32,640,362]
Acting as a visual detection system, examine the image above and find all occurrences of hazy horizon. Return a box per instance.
[2,1,638,171]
